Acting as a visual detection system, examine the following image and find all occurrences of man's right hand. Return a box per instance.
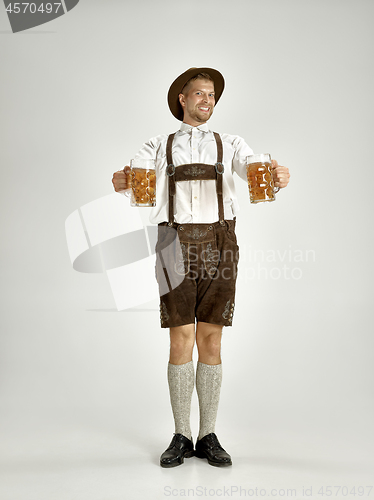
[112,166,131,192]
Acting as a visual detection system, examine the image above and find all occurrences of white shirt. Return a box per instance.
[133,122,254,224]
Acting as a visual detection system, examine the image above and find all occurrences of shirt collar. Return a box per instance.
[179,122,210,134]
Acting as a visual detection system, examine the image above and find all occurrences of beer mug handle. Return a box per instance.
[270,161,280,194]
[122,166,132,198]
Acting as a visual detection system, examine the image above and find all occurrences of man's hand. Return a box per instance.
[271,159,290,189]
[112,166,131,192]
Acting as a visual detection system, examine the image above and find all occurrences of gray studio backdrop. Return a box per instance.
[1,0,373,498]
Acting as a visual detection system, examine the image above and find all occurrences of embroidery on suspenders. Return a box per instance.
[183,165,206,177]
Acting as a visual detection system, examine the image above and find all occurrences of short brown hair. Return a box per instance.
[180,72,214,96]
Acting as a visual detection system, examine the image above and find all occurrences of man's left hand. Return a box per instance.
[271,159,290,189]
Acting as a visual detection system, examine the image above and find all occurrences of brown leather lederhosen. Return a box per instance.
[155,132,239,328]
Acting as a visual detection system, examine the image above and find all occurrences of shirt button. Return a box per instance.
[194,196,197,199]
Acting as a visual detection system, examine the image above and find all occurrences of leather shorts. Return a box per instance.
[155,219,239,328]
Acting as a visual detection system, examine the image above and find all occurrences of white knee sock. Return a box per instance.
[196,361,222,440]
[167,361,194,440]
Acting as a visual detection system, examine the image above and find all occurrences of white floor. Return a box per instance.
[1,412,373,500]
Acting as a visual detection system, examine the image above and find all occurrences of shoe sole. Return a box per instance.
[194,450,232,467]
[160,450,194,468]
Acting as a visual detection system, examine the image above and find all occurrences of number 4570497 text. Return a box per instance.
[5,3,62,14]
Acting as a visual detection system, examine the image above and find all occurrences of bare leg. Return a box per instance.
[196,322,223,365]
[169,323,196,364]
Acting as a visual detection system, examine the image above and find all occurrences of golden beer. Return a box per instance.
[246,154,276,203]
[128,159,156,207]
[131,167,156,207]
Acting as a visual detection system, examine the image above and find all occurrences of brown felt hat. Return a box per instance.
[168,67,225,121]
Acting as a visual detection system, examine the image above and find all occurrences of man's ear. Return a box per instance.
[179,93,185,109]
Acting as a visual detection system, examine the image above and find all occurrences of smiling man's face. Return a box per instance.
[179,78,215,127]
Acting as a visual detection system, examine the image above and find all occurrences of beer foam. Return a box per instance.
[246,153,271,164]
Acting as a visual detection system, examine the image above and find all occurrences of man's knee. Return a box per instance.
[196,323,223,358]
[169,324,195,357]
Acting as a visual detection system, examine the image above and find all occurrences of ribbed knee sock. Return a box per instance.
[196,361,222,440]
[167,361,194,440]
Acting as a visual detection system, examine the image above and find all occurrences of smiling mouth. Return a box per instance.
[198,107,210,112]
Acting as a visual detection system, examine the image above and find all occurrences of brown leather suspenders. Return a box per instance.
[165,132,225,226]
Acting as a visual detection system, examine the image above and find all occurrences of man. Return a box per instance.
[112,68,290,468]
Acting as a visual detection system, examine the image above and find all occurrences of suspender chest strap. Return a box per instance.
[166,132,225,226]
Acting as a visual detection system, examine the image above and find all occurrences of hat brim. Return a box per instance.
[167,67,225,121]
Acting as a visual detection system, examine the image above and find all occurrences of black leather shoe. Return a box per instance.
[160,434,194,468]
[195,433,232,467]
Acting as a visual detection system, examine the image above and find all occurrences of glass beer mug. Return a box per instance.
[124,158,156,207]
[246,154,279,203]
